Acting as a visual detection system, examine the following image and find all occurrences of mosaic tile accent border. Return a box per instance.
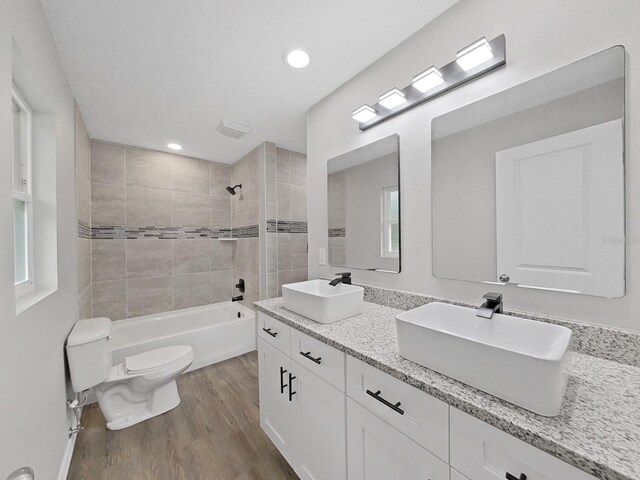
[328,227,346,238]
[354,282,640,367]
[84,224,260,239]
[77,219,91,239]
[267,220,308,233]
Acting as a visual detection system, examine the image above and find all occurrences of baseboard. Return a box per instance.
[57,406,82,480]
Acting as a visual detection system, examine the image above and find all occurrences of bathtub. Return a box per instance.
[110,302,256,372]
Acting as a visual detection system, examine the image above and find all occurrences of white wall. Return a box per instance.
[0,1,78,478]
[308,0,640,331]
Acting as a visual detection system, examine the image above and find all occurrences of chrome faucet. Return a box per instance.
[329,272,352,286]
[476,292,503,319]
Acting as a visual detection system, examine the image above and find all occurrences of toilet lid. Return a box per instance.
[125,345,193,374]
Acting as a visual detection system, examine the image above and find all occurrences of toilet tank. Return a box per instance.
[66,317,113,392]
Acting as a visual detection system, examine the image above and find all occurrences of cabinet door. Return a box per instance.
[347,398,449,480]
[258,338,296,464]
[292,360,347,480]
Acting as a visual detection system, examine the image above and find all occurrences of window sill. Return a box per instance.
[16,286,56,315]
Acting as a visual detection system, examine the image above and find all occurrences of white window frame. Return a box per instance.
[11,85,34,297]
[381,185,399,259]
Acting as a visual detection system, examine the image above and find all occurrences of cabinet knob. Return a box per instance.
[499,273,510,283]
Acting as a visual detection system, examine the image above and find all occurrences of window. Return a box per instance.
[381,186,399,258]
[11,86,34,296]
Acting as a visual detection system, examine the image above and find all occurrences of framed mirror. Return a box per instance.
[431,46,625,298]
[327,134,400,273]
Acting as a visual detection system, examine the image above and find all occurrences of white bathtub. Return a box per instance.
[110,302,256,372]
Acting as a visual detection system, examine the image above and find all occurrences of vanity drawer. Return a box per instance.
[346,355,449,462]
[257,313,290,356]
[450,409,598,480]
[290,328,346,391]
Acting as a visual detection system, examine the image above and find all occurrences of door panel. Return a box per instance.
[496,119,624,297]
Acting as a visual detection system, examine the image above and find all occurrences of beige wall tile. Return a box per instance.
[211,239,233,271]
[210,161,231,197]
[277,270,292,296]
[276,183,290,221]
[211,195,231,228]
[289,151,307,187]
[174,239,210,274]
[172,192,210,227]
[174,272,211,310]
[328,237,346,265]
[91,140,125,185]
[266,273,278,299]
[266,180,276,220]
[127,276,173,317]
[291,268,308,283]
[277,233,291,270]
[266,233,277,273]
[77,174,91,224]
[78,237,91,293]
[290,185,307,222]
[92,279,126,320]
[126,146,172,189]
[92,239,126,281]
[265,143,276,181]
[172,155,210,194]
[291,233,308,269]
[276,147,290,183]
[234,237,259,274]
[91,183,125,225]
[126,239,173,278]
[126,187,172,226]
[78,284,92,320]
[211,270,232,303]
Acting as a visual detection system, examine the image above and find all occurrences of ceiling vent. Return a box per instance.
[217,120,250,139]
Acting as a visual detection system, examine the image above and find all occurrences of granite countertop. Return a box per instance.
[254,298,640,480]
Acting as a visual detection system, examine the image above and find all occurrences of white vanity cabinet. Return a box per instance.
[257,312,600,480]
[257,313,347,480]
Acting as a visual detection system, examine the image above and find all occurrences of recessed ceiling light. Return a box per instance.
[378,88,406,109]
[352,105,377,123]
[456,37,493,71]
[412,66,444,93]
[285,49,310,69]
[167,143,182,151]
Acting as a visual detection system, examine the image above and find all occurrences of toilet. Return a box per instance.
[66,317,194,430]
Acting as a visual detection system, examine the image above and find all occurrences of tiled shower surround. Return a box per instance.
[265,145,308,297]
[88,140,236,320]
[80,140,308,320]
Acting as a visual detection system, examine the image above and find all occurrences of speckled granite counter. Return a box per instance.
[254,298,640,480]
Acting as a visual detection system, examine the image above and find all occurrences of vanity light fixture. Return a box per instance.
[167,143,182,151]
[456,37,494,71]
[353,34,506,131]
[412,66,444,93]
[352,105,377,123]
[378,88,406,109]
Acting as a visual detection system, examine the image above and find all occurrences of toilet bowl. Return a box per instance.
[66,318,194,430]
[95,345,194,430]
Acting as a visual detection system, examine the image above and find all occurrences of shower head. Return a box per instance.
[226,184,242,195]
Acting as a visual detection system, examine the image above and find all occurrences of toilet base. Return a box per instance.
[99,379,182,430]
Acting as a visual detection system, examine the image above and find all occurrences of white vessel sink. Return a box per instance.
[395,302,572,416]
[282,279,364,324]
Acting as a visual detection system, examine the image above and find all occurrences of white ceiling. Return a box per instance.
[42,0,458,163]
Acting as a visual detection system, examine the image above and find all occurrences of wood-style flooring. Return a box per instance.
[68,352,299,480]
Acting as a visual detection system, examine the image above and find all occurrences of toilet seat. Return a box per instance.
[125,345,193,374]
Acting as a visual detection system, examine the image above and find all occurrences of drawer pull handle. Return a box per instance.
[366,389,404,415]
[262,327,278,338]
[279,367,288,394]
[288,373,297,401]
[505,474,527,480]
[300,351,322,364]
